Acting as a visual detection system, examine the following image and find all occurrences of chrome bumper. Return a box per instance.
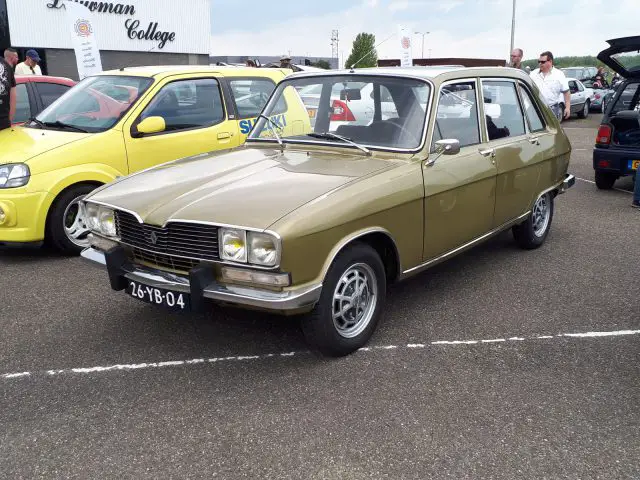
[558,174,575,194]
[81,247,322,312]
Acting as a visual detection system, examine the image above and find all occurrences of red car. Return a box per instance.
[13,75,76,125]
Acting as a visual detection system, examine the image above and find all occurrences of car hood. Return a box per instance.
[87,147,399,230]
[0,126,93,166]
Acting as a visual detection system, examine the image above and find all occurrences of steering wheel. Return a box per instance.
[379,119,420,146]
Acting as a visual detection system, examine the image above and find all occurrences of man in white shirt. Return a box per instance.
[15,50,42,76]
[530,51,570,121]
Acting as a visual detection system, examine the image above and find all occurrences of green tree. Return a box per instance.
[312,59,332,69]
[345,33,378,69]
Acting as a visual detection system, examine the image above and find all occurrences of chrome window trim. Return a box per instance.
[429,77,482,150]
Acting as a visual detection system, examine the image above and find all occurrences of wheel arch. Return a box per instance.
[319,228,402,286]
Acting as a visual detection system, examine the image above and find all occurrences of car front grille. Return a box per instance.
[115,211,220,272]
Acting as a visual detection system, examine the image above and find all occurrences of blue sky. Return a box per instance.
[209,0,639,66]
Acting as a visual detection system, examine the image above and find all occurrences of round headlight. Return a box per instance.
[220,228,247,263]
[85,203,100,231]
[248,232,279,267]
[98,207,117,237]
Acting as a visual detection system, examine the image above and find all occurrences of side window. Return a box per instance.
[518,84,545,132]
[568,81,578,94]
[14,84,31,123]
[482,80,526,140]
[432,81,480,149]
[229,78,285,119]
[140,78,225,132]
[577,82,584,92]
[34,82,71,109]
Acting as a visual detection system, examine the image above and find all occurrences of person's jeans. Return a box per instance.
[634,166,640,205]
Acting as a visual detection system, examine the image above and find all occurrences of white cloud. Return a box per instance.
[210,0,640,66]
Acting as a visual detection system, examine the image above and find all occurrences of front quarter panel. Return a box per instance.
[272,161,425,287]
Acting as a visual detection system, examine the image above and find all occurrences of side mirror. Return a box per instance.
[134,116,166,137]
[427,139,460,166]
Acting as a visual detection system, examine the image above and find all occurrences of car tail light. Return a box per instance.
[330,100,356,122]
[597,160,610,168]
[596,124,611,145]
[595,94,601,99]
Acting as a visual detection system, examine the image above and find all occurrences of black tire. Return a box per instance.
[578,100,589,119]
[47,184,96,255]
[301,243,386,357]
[512,192,554,250]
[594,171,617,190]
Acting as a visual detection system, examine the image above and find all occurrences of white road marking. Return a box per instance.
[576,176,633,194]
[3,329,639,381]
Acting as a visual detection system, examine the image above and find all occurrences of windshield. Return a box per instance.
[248,75,431,151]
[35,75,154,133]
[610,81,640,114]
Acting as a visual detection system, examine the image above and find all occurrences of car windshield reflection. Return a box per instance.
[247,75,431,151]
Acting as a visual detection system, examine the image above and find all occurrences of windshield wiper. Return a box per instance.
[27,117,45,128]
[42,120,89,133]
[257,114,283,149]
[308,132,371,155]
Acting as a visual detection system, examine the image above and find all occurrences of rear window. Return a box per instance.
[610,82,640,114]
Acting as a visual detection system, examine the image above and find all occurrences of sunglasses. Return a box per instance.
[538,59,549,64]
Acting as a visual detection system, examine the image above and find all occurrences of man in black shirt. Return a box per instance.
[0,55,17,130]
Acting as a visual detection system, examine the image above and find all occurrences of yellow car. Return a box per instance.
[0,65,301,254]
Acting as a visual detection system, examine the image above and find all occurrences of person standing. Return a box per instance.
[633,167,640,209]
[530,51,570,121]
[509,48,525,71]
[3,48,19,70]
[0,53,17,130]
[15,49,43,76]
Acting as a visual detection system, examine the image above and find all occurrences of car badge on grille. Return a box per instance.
[149,231,158,245]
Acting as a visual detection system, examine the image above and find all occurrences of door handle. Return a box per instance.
[217,132,231,140]
[528,137,540,145]
[479,148,495,158]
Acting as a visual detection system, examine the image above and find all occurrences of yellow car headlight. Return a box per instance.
[220,228,247,263]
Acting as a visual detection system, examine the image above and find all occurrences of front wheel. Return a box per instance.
[512,192,554,249]
[47,184,96,255]
[301,243,386,357]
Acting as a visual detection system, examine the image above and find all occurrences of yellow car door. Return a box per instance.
[122,74,241,173]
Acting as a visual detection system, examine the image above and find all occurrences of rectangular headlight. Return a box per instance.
[84,202,117,238]
[219,228,247,263]
[248,232,279,267]
[220,267,290,287]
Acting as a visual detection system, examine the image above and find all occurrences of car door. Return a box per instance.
[480,79,541,227]
[568,80,585,114]
[422,79,497,261]
[123,75,240,173]
[224,76,281,140]
[12,82,33,125]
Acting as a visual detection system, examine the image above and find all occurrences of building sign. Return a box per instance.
[6,0,209,55]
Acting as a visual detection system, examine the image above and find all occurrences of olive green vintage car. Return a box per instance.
[81,67,574,356]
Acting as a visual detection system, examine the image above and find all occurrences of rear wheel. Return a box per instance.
[595,171,617,190]
[301,243,386,357]
[512,192,554,249]
[47,184,96,255]
[578,100,589,119]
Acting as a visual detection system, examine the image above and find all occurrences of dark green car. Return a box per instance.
[81,66,575,356]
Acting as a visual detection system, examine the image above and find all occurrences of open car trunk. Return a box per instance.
[597,36,640,78]
[608,81,640,146]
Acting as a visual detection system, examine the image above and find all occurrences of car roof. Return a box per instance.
[15,75,76,85]
[97,65,290,80]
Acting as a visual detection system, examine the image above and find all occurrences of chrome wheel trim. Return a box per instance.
[63,195,90,247]
[532,193,551,238]
[583,101,589,117]
[331,263,378,339]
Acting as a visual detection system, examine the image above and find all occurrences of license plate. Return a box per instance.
[307,108,316,118]
[126,280,190,311]
[629,160,640,171]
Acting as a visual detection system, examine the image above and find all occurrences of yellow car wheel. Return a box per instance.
[47,184,98,255]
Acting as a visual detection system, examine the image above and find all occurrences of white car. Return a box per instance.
[566,77,594,119]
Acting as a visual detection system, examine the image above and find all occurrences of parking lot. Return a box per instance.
[1,114,639,479]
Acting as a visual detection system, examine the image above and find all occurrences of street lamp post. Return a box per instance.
[509,0,516,60]
[414,31,430,59]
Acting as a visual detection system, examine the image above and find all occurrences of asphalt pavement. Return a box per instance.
[1,114,639,479]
